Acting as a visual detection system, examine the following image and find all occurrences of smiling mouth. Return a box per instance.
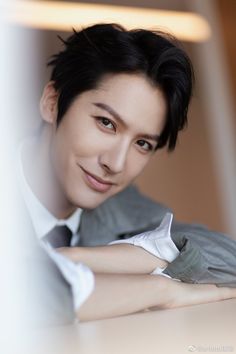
[79,165,115,193]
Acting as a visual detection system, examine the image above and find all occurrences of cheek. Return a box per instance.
[75,134,109,157]
[48,117,98,187]
[124,153,150,183]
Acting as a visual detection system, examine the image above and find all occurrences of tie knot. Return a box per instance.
[44,225,72,248]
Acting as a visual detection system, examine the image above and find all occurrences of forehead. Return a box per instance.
[96,73,165,111]
[74,73,167,134]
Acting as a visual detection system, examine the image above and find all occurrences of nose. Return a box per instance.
[99,139,130,175]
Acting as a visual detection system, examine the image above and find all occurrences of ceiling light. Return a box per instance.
[4,0,211,42]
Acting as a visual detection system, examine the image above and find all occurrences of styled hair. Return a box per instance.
[48,23,194,151]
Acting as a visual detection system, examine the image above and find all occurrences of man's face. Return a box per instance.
[43,73,167,210]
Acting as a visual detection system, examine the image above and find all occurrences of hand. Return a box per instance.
[151,277,236,310]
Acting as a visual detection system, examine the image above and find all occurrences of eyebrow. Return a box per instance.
[93,102,160,143]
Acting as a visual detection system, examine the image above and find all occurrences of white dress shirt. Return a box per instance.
[17,139,94,313]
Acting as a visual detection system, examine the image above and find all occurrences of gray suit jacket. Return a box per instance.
[78,185,236,287]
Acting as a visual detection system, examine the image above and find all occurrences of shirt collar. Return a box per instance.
[17,139,82,240]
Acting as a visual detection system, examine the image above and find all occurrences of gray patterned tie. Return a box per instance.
[44,225,72,248]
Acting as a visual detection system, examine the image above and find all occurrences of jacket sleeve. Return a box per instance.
[164,220,236,287]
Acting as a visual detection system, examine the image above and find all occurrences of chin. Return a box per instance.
[68,190,110,210]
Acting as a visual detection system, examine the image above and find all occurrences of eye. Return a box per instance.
[95,117,116,131]
[136,139,154,152]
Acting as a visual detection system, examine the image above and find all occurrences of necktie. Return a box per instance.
[44,225,72,248]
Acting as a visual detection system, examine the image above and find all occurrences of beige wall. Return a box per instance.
[217,0,236,133]
[135,95,225,232]
[136,0,236,237]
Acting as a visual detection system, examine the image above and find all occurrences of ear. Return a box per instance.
[40,81,59,124]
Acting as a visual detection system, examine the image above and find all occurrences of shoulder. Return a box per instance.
[83,185,171,237]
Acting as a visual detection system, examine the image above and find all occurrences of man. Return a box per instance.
[19,23,236,323]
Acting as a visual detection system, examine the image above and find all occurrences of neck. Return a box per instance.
[22,130,77,219]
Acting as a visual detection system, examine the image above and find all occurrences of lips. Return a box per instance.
[79,166,114,193]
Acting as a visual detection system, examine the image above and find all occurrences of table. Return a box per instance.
[33,299,236,354]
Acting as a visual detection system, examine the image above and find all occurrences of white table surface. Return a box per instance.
[36,299,236,354]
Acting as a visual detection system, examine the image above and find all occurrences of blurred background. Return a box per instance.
[3,0,236,238]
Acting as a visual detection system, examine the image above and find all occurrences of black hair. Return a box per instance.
[48,23,194,151]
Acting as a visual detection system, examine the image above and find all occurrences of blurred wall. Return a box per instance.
[136,0,236,237]
[217,0,236,131]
